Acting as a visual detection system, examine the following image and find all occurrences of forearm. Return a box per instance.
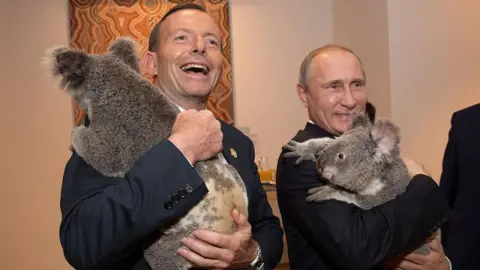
[279,175,449,269]
[60,140,207,269]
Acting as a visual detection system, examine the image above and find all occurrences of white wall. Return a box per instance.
[387,0,480,180]
[0,0,73,269]
[230,0,333,167]
[333,0,392,119]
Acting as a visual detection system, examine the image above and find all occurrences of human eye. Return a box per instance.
[206,37,220,47]
[174,35,187,41]
[173,32,190,43]
[351,80,365,89]
[330,82,343,90]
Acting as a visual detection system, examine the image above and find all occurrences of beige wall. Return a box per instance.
[333,0,392,119]
[1,0,73,269]
[230,0,333,167]
[387,0,480,180]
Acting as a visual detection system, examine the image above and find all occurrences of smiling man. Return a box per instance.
[275,45,451,269]
[59,3,283,270]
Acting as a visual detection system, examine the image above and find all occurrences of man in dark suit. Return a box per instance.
[59,3,283,270]
[276,44,451,269]
[440,103,480,269]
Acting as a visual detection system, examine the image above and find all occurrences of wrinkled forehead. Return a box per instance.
[309,50,364,84]
[160,9,221,39]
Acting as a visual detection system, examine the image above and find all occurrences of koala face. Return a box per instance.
[316,113,401,193]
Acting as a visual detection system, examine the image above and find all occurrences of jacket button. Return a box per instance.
[164,201,173,209]
[185,184,193,193]
[178,189,187,198]
[172,194,180,203]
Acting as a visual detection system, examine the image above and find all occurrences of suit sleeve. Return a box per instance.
[246,139,284,269]
[439,113,459,207]
[59,140,207,270]
[277,156,449,270]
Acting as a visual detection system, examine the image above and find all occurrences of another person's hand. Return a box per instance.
[402,157,434,181]
[168,109,223,165]
[387,232,450,270]
[177,209,258,269]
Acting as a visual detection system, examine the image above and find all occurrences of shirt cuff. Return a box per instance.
[445,256,452,270]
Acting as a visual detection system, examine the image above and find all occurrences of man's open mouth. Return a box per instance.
[180,63,210,76]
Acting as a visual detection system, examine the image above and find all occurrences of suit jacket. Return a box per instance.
[440,103,480,270]
[275,122,450,270]
[59,121,284,270]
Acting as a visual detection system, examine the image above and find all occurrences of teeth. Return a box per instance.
[181,64,208,72]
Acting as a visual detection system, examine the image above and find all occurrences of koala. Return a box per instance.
[282,112,437,256]
[42,37,249,270]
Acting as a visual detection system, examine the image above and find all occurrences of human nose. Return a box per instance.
[191,36,206,55]
[341,87,357,109]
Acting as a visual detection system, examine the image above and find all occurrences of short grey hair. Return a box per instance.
[298,44,366,89]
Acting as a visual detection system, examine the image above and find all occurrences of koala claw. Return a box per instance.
[306,185,334,202]
[282,140,317,164]
[307,185,325,195]
[282,140,299,152]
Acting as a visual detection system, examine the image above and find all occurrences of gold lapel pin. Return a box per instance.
[230,148,238,159]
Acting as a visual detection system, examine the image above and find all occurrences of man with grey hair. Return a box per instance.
[276,44,452,269]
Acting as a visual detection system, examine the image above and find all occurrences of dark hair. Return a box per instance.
[366,102,376,123]
[148,3,207,52]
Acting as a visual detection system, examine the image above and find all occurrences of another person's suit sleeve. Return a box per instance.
[245,139,284,269]
[439,113,459,207]
[60,140,207,269]
[277,155,449,270]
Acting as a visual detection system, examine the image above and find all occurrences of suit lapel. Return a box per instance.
[219,122,242,169]
[221,137,242,170]
[304,122,336,139]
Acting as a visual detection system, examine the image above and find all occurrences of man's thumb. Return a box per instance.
[232,208,250,232]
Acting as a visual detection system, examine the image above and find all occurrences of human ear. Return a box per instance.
[142,51,158,77]
[296,83,308,108]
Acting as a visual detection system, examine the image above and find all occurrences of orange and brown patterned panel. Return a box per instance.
[68,0,234,126]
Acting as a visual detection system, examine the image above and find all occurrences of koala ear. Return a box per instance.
[108,36,140,73]
[349,112,371,130]
[42,46,90,90]
[370,119,401,162]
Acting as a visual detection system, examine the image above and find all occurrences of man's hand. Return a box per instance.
[168,110,223,165]
[177,209,258,269]
[402,157,435,182]
[390,233,450,270]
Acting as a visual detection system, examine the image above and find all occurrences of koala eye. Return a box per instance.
[337,153,346,160]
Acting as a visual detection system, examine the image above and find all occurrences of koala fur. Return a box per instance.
[282,113,437,256]
[43,37,249,269]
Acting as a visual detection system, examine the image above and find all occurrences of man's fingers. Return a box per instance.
[180,237,235,265]
[232,208,250,232]
[428,232,443,252]
[395,259,424,270]
[403,253,429,265]
[191,229,231,248]
[177,247,228,269]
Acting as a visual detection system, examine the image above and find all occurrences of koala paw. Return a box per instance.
[306,185,335,202]
[282,140,317,164]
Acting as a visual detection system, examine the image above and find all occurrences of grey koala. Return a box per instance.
[282,113,437,256]
[42,37,249,270]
